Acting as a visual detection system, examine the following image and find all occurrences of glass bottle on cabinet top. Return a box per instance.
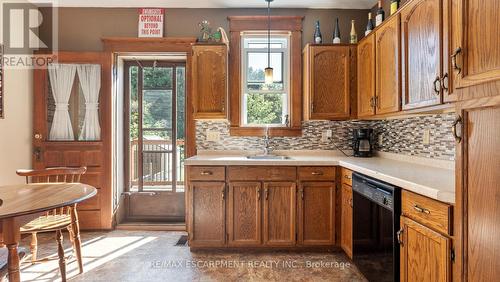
[365,13,374,35]
[314,20,323,44]
[333,18,341,44]
[350,20,358,44]
[375,0,385,27]
[390,0,399,15]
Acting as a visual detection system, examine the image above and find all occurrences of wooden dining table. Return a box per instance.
[0,183,97,282]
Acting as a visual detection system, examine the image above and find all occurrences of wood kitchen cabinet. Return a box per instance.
[303,44,354,120]
[357,33,376,118]
[227,182,262,246]
[400,216,451,282]
[401,0,446,110]
[375,15,401,115]
[298,181,336,245]
[188,182,226,247]
[340,183,353,259]
[263,182,296,246]
[191,44,227,119]
[449,0,500,93]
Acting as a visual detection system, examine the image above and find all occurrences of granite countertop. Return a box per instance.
[185,150,455,204]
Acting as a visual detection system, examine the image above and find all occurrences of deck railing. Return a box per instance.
[129,139,185,191]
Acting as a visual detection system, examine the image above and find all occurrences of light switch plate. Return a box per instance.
[423,129,430,145]
[206,130,220,142]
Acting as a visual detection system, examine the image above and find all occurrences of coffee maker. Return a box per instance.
[353,128,373,157]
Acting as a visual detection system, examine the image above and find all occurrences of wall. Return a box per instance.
[0,69,33,185]
[39,8,369,51]
[196,113,457,161]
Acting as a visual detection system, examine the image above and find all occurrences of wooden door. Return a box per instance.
[341,184,353,258]
[400,216,450,282]
[298,182,335,245]
[357,35,376,118]
[375,15,401,115]
[33,52,112,230]
[455,102,500,281]
[450,0,500,90]
[191,44,227,119]
[304,45,350,120]
[263,182,296,246]
[227,182,262,246]
[188,182,226,247]
[401,0,443,110]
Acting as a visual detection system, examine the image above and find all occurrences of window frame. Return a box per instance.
[241,32,291,127]
[228,16,303,137]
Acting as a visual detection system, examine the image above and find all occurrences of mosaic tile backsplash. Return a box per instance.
[196,113,457,160]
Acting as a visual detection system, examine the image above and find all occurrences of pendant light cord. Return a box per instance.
[267,0,271,69]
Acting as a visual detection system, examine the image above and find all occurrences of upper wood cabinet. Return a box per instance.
[191,44,227,119]
[298,181,336,245]
[401,0,445,110]
[303,45,353,120]
[357,34,376,118]
[227,181,262,246]
[450,0,500,91]
[375,15,401,115]
[188,182,226,247]
[263,182,296,246]
[400,216,451,282]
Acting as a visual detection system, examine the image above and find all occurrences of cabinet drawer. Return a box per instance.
[402,191,452,235]
[188,166,225,181]
[298,167,336,181]
[227,166,296,181]
[341,168,353,186]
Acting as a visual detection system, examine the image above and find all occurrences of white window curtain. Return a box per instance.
[48,64,76,141]
[77,64,101,141]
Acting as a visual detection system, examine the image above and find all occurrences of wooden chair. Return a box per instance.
[16,167,87,282]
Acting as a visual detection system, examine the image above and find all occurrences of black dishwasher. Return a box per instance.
[352,172,401,282]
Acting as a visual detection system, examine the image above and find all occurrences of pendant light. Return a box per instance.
[264,0,274,85]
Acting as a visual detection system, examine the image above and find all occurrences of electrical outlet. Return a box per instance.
[321,132,329,142]
[378,134,383,145]
[423,129,431,145]
[206,130,220,142]
[326,130,333,138]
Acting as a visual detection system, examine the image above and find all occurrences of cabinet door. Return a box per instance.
[357,34,376,117]
[188,182,226,247]
[401,0,443,110]
[341,184,353,259]
[192,45,227,119]
[227,182,262,246]
[456,104,500,281]
[400,216,450,282]
[298,182,335,245]
[263,182,296,246]
[305,46,351,120]
[451,0,500,90]
[376,15,401,115]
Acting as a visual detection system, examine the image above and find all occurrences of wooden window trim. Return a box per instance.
[228,16,303,137]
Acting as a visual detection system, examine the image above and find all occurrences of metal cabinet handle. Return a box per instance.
[451,47,462,74]
[441,73,449,91]
[369,97,375,108]
[311,171,324,176]
[257,188,261,200]
[413,205,431,214]
[264,188,269,200]
[200,171,213,175]
[300,188,304,199]
[375,96,380,109]
[433,76,441,95]
[451,115,462,143]
[397,229,404,245]
[349,198,353,208]
[221,187,225,200]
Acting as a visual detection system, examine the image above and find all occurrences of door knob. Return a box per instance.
[34,133,43,140]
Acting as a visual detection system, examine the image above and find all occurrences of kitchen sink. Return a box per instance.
[246,155,291,160]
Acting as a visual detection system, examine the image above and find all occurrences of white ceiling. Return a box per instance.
[52,0,375,9]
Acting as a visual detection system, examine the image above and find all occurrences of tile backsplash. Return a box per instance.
[196,113,457,160]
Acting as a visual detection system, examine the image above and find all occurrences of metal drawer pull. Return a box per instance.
[311,171,324,176]
[344,175,352,179]
[413,205,430,214]
[397,229,404,245]
[200,171,213,175]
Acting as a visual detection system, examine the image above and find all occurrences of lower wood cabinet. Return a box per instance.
[263,182,296,246]
[298,181,336,245]
[399,216,451,282]
[340,183,353,258]
[227,182,262,246]
[188,182,226,247]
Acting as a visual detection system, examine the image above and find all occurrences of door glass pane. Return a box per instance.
[247,52,283,91]
[176,67,186,192]
[143,67,172,89]
[128,66,139,191]
[244,92,287,125]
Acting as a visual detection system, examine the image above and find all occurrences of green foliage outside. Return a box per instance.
[246,66,285,125]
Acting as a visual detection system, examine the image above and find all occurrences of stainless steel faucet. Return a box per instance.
[263,126,273,155]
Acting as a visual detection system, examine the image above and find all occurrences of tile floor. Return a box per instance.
[18,230,367,282]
